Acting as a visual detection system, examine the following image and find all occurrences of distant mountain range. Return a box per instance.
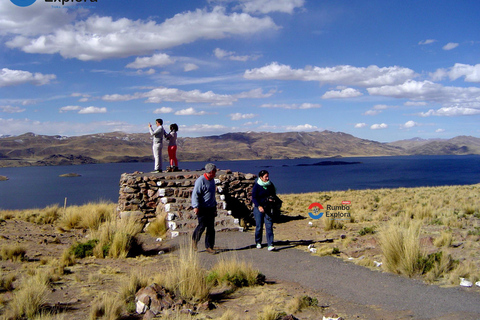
[1,131,479,167]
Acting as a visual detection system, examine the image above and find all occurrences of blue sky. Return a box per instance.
[1,0,479,142]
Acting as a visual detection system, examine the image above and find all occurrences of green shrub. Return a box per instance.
[358,226,376,236]
[70,240,99,258]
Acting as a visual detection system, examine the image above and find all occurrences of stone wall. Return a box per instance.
[117,169,257,237]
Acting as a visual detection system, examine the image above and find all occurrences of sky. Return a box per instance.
[0,0,479,142]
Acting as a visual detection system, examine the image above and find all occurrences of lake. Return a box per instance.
[0,155,479,210]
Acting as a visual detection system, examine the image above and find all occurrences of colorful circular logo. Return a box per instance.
[10,0,36,7]
[308,202,324,219]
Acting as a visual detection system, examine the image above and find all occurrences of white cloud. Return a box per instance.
[153,107,174,114]
[298,103,321,109]
[402,120,418,129]
[436,128,445,133]
[237,0,305,14]
[322,88,363,99]
[419,39,436,45]
[0,68,56,87]
[419,106,480,117]
[373,104,390,110]
[354,123,366,128]
[430,63,480,83]
[102,87,272,106]
[126,53,175,69]
[259,103,321,109]
[364,109,381,116]
[234,88,276,99]
[446,63,480,83]
[285,123,318,131]
[175,107,208,116]
[180,123,229,135]
[6,7,277,61]
[229,113,256,120]
[184,63,199,72]
[443,42,459,51]
[245,62,416,87]
[59,105,81,113]
[404,101,427,106]
[214,48,260,61]
[371,123,388,130]
[363,104,394,116]
[0,118,144,136]
[78,106,107,114]
[0,106,25,113]
[367,80,480,110]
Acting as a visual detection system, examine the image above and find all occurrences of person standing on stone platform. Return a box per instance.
[148,119,165,173]
[191,163,218,254]
[165,123,179,172]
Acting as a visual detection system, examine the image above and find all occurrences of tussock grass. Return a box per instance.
[434,231,453,247]
[88,292,123,320]
[207,255,262,288]
[423,252,457,283]
[58,201,115,231]
[379,218,423,277]
[0,244,26,262]
[218,310,238,320]
[0,271,16,292]
[146,212,167,237]
[447,260,479,285]
[90,215,143,258]
[119,270,150,311]
[153,241,209,302]
[13,205,62,225]
[257,305,282,320]
[286,295,318,313]
[4,271,50,319]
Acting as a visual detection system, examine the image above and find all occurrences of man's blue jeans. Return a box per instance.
[254,206,274,247]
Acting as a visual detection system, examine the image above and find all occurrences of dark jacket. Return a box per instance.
[251,181,277,208]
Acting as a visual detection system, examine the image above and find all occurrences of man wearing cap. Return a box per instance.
[191,163,218,254]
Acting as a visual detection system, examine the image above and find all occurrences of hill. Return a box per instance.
[0,131,479,167]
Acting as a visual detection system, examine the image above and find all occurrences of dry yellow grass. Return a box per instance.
[378,218,423,277]
[153,241,210,302]
[279,183,480,284]
[207,254,261,288]
[3,271,50,319]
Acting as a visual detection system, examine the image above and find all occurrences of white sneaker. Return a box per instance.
[267,246,275,251]
[256,243,262,249]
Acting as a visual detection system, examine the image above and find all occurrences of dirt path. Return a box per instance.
[171,230,480,320]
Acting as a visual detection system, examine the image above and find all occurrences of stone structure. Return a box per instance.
[117,169,257,237]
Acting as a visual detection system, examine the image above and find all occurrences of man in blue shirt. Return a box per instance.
[191,163,217,254]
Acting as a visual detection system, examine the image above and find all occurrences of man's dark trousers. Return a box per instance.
[192,207,216,249]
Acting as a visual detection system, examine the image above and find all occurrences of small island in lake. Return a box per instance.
[59,173,81,177]
[296,160,361,166]
[0,175,8,181]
